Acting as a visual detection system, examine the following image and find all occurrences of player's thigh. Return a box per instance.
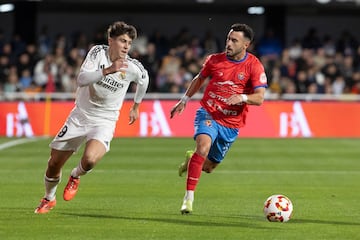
[195,134,212,156]
[194,107,218,155]
[50,117,87,152]
[208,125,238,163]
[82,139,107,163]
[86,123,116,154]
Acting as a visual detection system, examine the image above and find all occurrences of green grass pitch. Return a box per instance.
[0,137,359,239]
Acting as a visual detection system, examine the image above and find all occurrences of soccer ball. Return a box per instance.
[263,194,293,222]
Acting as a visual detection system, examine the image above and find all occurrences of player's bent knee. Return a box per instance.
[202,160,219,173]
[202,167,213,173]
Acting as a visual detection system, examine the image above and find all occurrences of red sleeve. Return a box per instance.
[251,58,268,88]
[199,54,213,78]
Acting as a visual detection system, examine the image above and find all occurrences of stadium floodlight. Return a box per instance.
[0,3,14,13]
[247,6,265,15]
[316,0,331,4]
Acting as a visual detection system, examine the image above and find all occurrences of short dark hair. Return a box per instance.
[230,23,254,42]
[107,21,137,40]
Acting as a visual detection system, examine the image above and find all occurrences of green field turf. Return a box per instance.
[0,137,359,240]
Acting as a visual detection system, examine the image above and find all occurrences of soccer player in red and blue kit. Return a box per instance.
[170,23,268,214]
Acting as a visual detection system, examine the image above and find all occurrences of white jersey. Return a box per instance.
[75,45,149,123]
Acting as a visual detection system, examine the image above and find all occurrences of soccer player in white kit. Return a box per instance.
[35,21,149,214]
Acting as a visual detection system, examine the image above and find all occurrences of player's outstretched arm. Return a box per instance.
[170,74,205,119]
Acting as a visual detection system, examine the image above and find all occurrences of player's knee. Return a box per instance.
[195,147,209,158]
[47,157,63,171]
[81,155,98,171]
[202,166,214,173]
[202,161,218,173]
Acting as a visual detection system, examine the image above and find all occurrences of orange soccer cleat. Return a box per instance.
[63,176,80,201]
[34,198,57,214]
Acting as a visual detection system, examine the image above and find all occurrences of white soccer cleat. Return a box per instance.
[180,199,193,214]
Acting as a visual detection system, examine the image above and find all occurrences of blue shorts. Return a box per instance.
[194,107,239,163]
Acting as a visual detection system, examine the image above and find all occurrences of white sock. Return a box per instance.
[44,175,60,201]
[184,190,194,202]
[70,162,91,178]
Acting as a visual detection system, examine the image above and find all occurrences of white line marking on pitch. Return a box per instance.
[0,138,38,151]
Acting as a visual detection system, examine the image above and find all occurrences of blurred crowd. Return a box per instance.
[1,26,360,97]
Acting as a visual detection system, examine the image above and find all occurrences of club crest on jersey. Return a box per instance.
[205,120,212,127]
[237,72,245,80]
[119,70,126,79]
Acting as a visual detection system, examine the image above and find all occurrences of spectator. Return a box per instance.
[148,29,169,59]
[38,25,52,58]
[322,35,336,57]
[0,55,10,87]
[18,69,33,90]
[202,30,220,55]
[336,30,359,56]
[139,42,160,92]
[295,70,309,93]
[332,76,346,95]
[288,38,302,60]
[16,52,32,76]
[3,69,20,93]
[1,23,360,97]
[33,53,58,91]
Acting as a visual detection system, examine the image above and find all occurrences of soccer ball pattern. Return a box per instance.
[263,194,293,222]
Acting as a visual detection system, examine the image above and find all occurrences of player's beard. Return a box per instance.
[226,46,246,60]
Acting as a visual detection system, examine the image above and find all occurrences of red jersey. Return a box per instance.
[199,52,267,128]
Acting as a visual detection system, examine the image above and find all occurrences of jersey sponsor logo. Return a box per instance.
[216,80,236,86]
[206,99,239,116]
[208,91,228,103]
[96,76,124,92]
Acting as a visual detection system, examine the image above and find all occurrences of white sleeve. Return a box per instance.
[77,45,104,87]
[134,69,149,103]
[77,70,103,86]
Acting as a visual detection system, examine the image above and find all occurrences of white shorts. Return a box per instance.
[50,108,116,152]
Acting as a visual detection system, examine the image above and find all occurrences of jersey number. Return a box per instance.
[57,125,68,137]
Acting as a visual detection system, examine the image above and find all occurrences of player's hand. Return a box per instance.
[104,58,128,75]
[170,101,186,119]
[113,58,128,72]
[227,94,244,105]
[129,107,139,125]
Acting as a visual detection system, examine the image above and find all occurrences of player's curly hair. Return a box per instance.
[230,23,254,42]
[107,21,137,40]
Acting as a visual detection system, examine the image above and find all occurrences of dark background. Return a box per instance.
[1,0,360,48]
